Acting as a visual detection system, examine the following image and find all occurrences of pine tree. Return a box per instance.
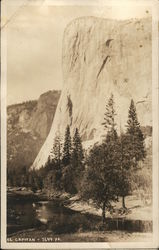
[102,93,119,193]
[117,100,146,208]
[116,133,132,208]
[102,93,117,135]
[72,128,84,169]
[126,99,146,168]
[81,93,120,222]
[62,125,72,166]
[102,94,132,209]
[71,128,85,193]
[81,143,118,223]
[51,131,62,167]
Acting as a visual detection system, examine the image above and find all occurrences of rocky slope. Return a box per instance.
[32,17,152,170]
[7,90,61,171]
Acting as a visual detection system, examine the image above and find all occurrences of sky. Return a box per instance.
[2,0,151,105]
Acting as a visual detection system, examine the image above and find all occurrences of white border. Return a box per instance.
[152,0,159,247]
[1,0,7,247]
[1,0,159,249]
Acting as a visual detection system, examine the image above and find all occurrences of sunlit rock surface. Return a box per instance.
[32,17,152,170]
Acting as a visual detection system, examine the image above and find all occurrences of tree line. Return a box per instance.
[42,125,85,194]
[81,94,146,222]
[8,94,146,223]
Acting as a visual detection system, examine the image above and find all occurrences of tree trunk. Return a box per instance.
[122,196,126,208]
[102,201,106,224]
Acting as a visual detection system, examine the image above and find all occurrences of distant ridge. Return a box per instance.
[7,90,61,171]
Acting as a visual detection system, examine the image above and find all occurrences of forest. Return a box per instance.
[7,94,151,222]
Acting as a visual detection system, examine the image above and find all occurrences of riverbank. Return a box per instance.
[7,189,48,201]
[7,228,152,242]
[7,189,152,221]
[65,194,152,221]
[7,190,153,242]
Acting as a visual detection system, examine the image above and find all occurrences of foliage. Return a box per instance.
[61,164,77,194]
[81,94,120,222]
[126,99,146,168]
[102,93,116,133]
[70,128,85,192]
[51,131,62,167]
[81,142,118,222]
[7,95,149,217]
[112,134,133,208]
[44,168,62,191]
[42,126,84,194]
[62,125,72,166]
[115,100,146,207]
[72,128,84,168]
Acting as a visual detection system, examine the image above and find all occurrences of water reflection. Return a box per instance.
[34,202,49,224]
[7,198,42,234]
[7,198,152,235]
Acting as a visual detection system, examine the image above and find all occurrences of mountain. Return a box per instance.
[7,90,61,171]
[32,17,152,170]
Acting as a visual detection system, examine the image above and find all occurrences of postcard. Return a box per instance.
[1,0,159,249]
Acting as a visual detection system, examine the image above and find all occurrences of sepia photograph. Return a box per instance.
[1,0,159,248]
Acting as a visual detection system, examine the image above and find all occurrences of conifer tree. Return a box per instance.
[126,99,146,168]
[71,128,85,193]
[116,133,132,208]
[102,93,119,182]
[117,100,146,208]
[62,125,72,166]
[102,94,131,209]
[72,128,84,169]
[81,143,118,223]
[81,94,120,222]
[102,93,117,136]
[51,131,62,167]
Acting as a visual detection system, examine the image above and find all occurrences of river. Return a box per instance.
[7,195,102,235]
[7,195,152,237]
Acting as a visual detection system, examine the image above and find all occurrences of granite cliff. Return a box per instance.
[32,17,152,170]
[7,90,61,171]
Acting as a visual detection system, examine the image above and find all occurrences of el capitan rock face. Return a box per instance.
[32,17,152,170]
[7,90,61,171]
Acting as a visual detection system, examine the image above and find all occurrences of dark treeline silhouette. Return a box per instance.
[7,100,37,111]
[43,126,84,194]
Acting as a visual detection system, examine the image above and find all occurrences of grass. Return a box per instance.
[67,194,152,221]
